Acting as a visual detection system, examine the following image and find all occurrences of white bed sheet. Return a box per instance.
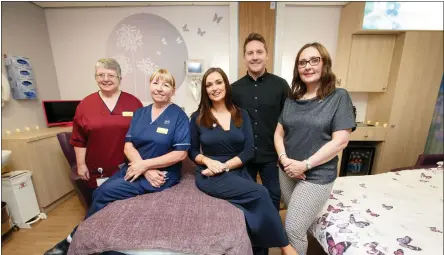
[310,167,443,255]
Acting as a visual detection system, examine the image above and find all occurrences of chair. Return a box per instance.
[390,153,444,172]
[414,154,444,167]
[56,132,92,212]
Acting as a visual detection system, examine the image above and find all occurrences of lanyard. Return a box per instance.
[98,167,104,178]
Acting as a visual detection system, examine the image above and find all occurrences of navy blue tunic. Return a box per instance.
[125,103,190,184]
[189,109,289,248]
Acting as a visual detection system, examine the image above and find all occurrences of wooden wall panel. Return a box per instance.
[373,31,444,174]
[238,2,276,79]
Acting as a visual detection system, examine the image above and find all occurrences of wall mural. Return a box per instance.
[106,12,225,103]
[106,13,189,102]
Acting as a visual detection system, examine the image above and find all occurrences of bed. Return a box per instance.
[309,164,443,255]
[67,157,253,255]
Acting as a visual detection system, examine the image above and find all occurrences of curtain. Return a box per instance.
[424,74,444,154]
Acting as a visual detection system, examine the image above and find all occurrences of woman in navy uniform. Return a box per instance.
[189,67,297,255]
[44,69,190,255]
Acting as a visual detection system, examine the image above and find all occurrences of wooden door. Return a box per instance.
[238,2,276,79]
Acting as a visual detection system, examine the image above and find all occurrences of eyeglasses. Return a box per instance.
[95,73,118,80]
[297,57,321,68]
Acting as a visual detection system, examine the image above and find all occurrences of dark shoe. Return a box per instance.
[44,239,70,255]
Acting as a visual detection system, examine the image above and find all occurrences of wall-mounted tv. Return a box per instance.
[42,100,81,127]
[362,2,443,31]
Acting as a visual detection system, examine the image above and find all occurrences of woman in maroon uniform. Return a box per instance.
[70,58,143,207]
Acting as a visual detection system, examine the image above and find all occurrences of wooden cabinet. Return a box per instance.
[335,2,443,174]
[346,35,396,92]
[334,2,365,90]
[335,2,399,92]
[2,127,74,213]
[370,32,444,174]
[350,126,387,141]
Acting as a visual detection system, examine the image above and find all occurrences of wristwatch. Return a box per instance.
[222,164,230,172]
[304,159,312,171]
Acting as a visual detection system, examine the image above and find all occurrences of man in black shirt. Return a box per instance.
[232,33,290,212]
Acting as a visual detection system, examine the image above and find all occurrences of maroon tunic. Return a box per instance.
[70,91,143,188]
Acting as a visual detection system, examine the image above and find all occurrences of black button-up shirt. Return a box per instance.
[232,71,290,163]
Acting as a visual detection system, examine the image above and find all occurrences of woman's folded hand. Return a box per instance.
[203,157,225,174]
[201,168,216,177]
[124,160,149,182]
[143,169,166,188]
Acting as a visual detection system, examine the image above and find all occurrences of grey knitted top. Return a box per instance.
[278,88,356,184]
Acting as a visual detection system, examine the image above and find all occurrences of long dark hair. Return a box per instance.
[196,67,243,128]
[290,42,336,100]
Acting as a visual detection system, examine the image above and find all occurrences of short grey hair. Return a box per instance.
[95,58,122,78]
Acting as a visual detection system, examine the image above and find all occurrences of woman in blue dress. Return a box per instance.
[189,67,297,255]
[44,69,190,255]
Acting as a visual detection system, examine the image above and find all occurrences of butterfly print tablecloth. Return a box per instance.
[310,167,443,255]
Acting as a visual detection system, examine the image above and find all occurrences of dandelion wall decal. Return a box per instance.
[137,58,159,101]
[106,13,188,102]
[112,54,133,77]
[116,24,143,95]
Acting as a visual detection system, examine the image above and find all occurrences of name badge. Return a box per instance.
[156,127,168,134]
[122,111,133,117]
[96,177,109,187]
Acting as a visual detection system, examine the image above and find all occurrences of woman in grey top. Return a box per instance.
[274,42,356,255]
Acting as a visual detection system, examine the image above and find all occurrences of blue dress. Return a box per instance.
[71,103,190,237]
[189,109,289,248]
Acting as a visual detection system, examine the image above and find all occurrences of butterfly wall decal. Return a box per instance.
[213,13,223,24]
[182,24,189,32]
[197,28,206,36]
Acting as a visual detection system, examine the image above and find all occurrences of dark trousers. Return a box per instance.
[246,160,281,211]
[70,167,178,237]
[195,168,289,252]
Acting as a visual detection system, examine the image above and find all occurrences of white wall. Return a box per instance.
[274,3,368,123]
[45,4,237,116]
[1,2,61,132]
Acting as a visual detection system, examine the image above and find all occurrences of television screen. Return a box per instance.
[42,100,81,127]
[186,60,204,75]
[362,2,443,31]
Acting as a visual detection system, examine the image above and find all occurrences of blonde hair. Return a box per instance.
[95,58,122,78]
[149,69,176,88]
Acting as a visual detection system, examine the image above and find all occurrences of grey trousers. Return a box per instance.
[279,170,334,255]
